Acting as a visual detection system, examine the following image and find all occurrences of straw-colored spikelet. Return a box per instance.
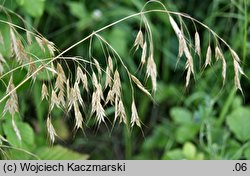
[35,36,45,52]
[169,15,184,58]
[185,62,192,87]
[141,41,147,66]
[67,87,75,112]
[3,76,19,117]
[0,53,6,75]
[130,100,141,127]
[169,15,194,84]
[184,44,194,74]
[112,70,121,97]
[215,46,226,82]
[58,89,66,107]
[55,63,66,92]
[76,66,89,92]
[12,118,21,141]
[92,72,99,89]
[94,59,102,77]
[105,56,114,89]
[91,75,106,125]
[106,70,121,104]
[134,30,144,50]
[73,102,83,130]
[231,49,244,93]
[146,54,157,92]
[28,61,37,81]
[76,66,84,84]
[10,27,28,65]
[91,91,106,125]
[10,28,18,57]
[16,40,28,65]
[205,45,211,67]
[74,82,83,106]
[105,66,112,89]
[95,101,106,125]
[195,32,201,57]
[46,115,57,143]
[118,99,127,124]
[108,55,113,73]
[230,49,241,62]
[131,74,151,97]
[50,90,60,109]
[106,89,115,104]
[47,40,56,56]
[41,83,49,100]
[26,31,32,45]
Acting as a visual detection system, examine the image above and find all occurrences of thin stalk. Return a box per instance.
[124,126,132,159]
[242,0,248,64]
[217,89,236,126]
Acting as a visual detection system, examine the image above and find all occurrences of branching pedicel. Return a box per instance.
[0,1,245,143]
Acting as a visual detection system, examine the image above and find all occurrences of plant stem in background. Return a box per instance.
[217,89,236,126]
[242,0,248,64]
[124,127,132,159]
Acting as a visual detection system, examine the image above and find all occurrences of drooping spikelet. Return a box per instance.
[46,115,57,143]
[41,83,49,100]
[215,46,226,83]
[94,58,102,78]
[146,54,157,92]
[130,100,141,127]
[134,30,144,50]
[195,31,201,57]
[0,53,6,75]
[231,49,244,93]
[140,41,147,66]
[73,102,84,130]
[3,76,19,117]
[50,90,60,109]
[131,74,151,97]
[205,45,212,67]
[55,63,66,93]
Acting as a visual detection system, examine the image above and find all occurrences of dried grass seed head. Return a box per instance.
[3,76,19,117]
[141,41,147,66]
[205,45,212,67]
[46,115,57,143]
[94,58,102,77]
[134,30,144,50]
[55,63,66,92]
[195,31,201,57]
[41,83,49,100]
[73,102,84,130]
[131,100,141,127]
[146,54,157,92]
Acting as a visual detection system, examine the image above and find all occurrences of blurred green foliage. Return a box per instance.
[0,0,250,159]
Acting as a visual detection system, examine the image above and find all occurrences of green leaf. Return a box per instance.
[109,27,128,57]
[162,149,183,160]
[182,142,196,159]
[26,42,54,81]
[16,0,45,17]
[67,2,87,19]
[175,125,199,143]
[33,145,89,160]
[3,114,35,149]
[170,107,192,124]
[226,107,250,142]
